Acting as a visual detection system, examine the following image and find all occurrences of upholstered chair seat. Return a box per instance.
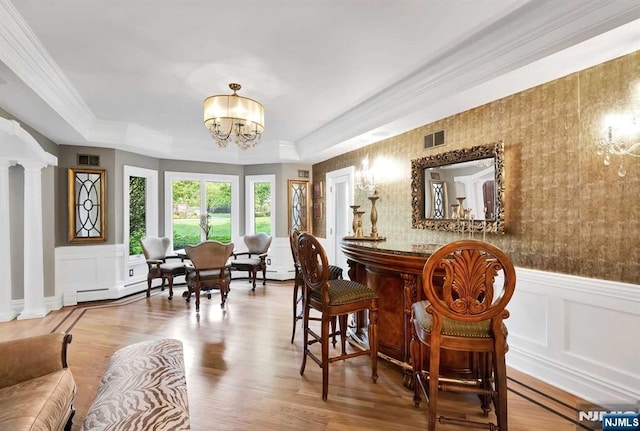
[412,300,509,339]
[186,269,225,283]
[310,279,378,305]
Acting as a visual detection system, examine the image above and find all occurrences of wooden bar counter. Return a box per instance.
[341,238,475,386]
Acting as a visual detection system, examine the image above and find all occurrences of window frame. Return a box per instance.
[164,171,240,250]
[245,174,276,235]
[123,165,158,262]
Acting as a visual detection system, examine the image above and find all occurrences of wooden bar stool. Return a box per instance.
[297,232,379,400]
[289,228,343,344]
[410,240,516,431]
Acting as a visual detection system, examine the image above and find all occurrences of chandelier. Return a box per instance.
[596,112,640,177]
[203,83,264,150]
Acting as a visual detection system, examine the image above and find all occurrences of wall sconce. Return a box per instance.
[355,156,377,193]
[597,112,640,177]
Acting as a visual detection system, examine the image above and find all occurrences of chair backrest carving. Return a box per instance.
[244,232,272,254]
[140,236,170,261]
[297,233,330,303]
[422,240,515,323]
[185,241,234,269]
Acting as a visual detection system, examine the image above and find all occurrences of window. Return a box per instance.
[124,166,158,259]
[245,175,275,235]
[128,176,146,255]
[165,172,239,251]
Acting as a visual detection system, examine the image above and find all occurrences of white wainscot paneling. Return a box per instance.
[507,268,640,406]
[563,301,639,375]
[56,244,148,304]
[506,290,549,347]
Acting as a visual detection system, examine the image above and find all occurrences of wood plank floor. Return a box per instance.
[0,280,592,430]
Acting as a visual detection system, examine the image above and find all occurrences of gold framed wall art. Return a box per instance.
[288,179,310,231]
[68,167,107,242]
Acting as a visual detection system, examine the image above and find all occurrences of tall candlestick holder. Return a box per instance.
[368,190,379,239]
[354,211,365,238]
[349,205,361,236]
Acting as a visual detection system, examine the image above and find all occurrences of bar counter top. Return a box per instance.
[341,238,443,257]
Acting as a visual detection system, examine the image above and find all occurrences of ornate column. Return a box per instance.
[18,162,48,319]
[0,160,17,321]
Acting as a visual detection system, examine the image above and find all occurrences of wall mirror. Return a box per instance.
[411,142,505,233]
[68,167,107,242]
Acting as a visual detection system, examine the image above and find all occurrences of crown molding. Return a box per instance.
[0,0,179,157]
[0,0,95,136]
[296,0,640,161]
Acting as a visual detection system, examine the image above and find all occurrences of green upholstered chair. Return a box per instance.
[140,236,186,299]
[231,232,272,291]
[410,240,516,431]
[184,240,234,311]
[297,232,379,400]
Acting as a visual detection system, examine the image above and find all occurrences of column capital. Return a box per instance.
[0,159,17,169]
[20,160,47,172]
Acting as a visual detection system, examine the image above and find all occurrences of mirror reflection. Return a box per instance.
[424,157,496,220]
[411,142,505,233]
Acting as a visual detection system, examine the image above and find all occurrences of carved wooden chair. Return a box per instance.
[231,232,272,290]
[184,240,234,311]
[297,232,379,400]
[140,236,186,299]
[410,240,516,431]
[289,227,343,343]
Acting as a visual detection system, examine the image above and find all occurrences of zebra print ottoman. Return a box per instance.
[80,339,190,431]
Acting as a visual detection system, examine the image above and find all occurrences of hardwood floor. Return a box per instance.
[0,280,590,430]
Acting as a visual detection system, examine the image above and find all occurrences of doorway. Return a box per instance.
[325,167,354,274]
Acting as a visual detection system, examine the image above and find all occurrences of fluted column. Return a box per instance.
[0,160,17,321]
[18,162,48,319]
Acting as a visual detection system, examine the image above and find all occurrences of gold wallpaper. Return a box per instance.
[313,51,640,285]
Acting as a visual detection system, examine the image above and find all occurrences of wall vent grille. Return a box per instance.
[424,130,445,149]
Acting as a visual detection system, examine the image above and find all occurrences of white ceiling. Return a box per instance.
[1,0,640,165]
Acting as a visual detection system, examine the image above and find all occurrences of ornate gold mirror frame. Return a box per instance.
[68,167,107,242]
[411,141,505,234]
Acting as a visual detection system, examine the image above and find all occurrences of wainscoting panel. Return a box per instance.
[56,244,132,305]
[506,289,549,348]
[507,267,640,406]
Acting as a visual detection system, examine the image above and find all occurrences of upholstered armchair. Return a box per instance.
[184,240,235,311]
[140,236,186,299]
[231,232,273,291]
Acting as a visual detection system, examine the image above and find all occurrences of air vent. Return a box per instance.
[77,154,100,166]
[298,170,310,178]
[424,130,445,150]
